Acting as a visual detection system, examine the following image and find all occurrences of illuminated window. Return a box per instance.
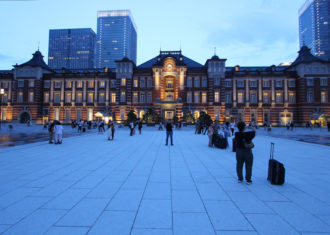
[133,79,138,87]
[321,91,327,103]
[289,92,296,103]
[167,81,173,89]
[237,92,244,103]
[77,81,83,88]
[87,93,94,103]
[87,108,93,121]
[214,91,220,103]
[263,92,270,103]
[54,93,60,103]
[17,91,23,102]
[99,92,105,102]
[133,92,138,103]
[111,93,116,103]
[99,81,105,88]
[66,81,72,88]
[276,92,282,103]
[120,91,126,102]
[187,92,192,103]
[65,92,72,103]
[76,92,83,103]
[54,108,60,121]
[88,81,94,88]
[120,78,126,87]
[29,80,34,88]
[120,109,125,120]
[202,92,207,103]
[194,91,200,103]
[28,92,34,102]
[43,92,49,103]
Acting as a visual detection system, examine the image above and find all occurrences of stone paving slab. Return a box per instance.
[0,128,330,234]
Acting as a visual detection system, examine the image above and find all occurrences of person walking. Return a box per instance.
[48,121,55,144]
[138,121,143,135]
[327,121,330,132]
[235,122,256,184]
[165,119,174,146]
[54,121,63,144]
[207,124,214,147]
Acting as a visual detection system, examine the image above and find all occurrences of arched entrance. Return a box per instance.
[20,112,31,123]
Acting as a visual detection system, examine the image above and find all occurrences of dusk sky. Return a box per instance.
[0,0,305,69]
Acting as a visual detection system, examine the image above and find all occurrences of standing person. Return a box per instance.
[207,124,214,147]
[48,121,55,144]
[54,121,63,144]
[327,121,330,132]
[138,121,143,135]
[111,122,115,140]
[230,122,235,136]
[235,122,256,184]
[129,121,134,136]
[78,120,82,133]
[165,119,174,146]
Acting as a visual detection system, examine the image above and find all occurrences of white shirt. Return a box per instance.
[54,125,63,134]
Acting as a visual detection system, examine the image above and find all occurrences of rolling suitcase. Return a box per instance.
[232,138,236,152]
[267,143,285,185]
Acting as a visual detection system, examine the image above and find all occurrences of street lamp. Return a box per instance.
[0,88,4,130]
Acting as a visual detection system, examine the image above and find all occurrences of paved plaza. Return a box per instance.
[0,128,330,235]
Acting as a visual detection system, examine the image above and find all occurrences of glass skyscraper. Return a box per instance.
[299,0,330,60]
[96,10,137,69]
[48,28,96,69]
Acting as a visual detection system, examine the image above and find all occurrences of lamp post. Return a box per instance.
[0,88,4,130]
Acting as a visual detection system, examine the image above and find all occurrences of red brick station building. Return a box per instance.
[0,46,329,126]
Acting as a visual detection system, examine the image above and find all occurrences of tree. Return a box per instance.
[184,111,195,124]
[125,110,138,125]
[144,108,160,123]
[198,111,212,124]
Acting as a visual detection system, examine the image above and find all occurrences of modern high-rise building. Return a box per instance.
[48,28,96,69]
[299,0,330,60]
[95,10,137,69]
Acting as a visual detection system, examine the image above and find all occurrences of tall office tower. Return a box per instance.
[96,10,137,69]
[48,28,96,69]
[299,0,330,60]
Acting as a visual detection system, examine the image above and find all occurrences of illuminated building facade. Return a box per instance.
[48,28,96,69]
[299,0,330,60]
[95,10,137,69]
[0,47,329,126]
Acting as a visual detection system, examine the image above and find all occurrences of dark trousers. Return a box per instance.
[166,131,173,145]
[130,128,133,136]
[112,130,115,140]
[236,148,253,181]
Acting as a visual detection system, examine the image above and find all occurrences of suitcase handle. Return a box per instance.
[270,142,274,160]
